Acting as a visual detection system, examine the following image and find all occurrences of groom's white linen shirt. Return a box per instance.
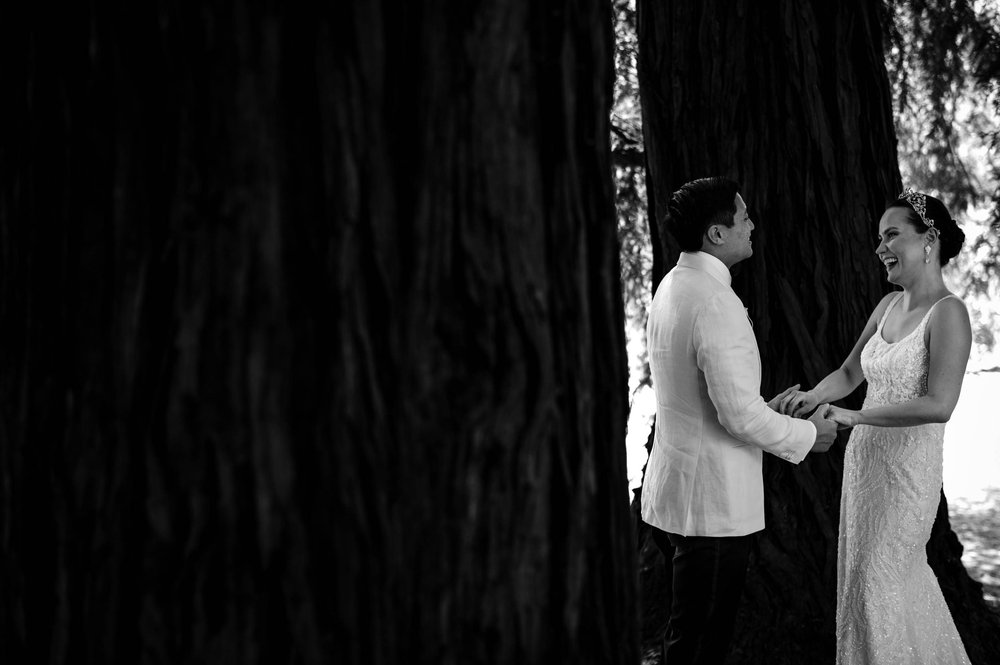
[642,251,816,537]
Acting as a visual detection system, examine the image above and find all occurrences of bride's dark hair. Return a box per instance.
[888,193,965,266]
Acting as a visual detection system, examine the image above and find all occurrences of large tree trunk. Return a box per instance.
[635,1,1000,663]
[0,2,637,663]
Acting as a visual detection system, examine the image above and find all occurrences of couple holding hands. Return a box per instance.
[642,177,972,665]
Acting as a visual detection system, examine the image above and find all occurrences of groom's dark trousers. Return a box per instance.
[652,527,754,665]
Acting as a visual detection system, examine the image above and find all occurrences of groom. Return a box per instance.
[642,177,837,665]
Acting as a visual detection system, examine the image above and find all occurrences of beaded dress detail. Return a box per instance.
[836,293,970,664]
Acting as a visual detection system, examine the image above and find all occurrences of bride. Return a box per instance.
[780,189,972,664]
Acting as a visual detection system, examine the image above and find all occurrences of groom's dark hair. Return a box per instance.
[665,177,740,252]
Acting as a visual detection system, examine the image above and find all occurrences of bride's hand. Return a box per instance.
[825,405,860,429]
[768,384,800,413]
[777,388,818,417]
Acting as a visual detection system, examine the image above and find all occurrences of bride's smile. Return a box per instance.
[875,206,937,285]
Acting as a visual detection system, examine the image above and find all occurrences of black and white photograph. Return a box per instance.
[1,1,999,663]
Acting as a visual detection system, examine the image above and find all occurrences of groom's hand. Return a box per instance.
[768,384,800,412]
[780,389,819,418]
[807,404,837,453]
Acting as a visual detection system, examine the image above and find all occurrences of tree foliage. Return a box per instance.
[884,0,1000,357]
[612,0,652,399]
[885,0,1000,212]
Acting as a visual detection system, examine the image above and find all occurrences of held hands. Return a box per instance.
[767,384,800,412]
[775,387,819,417]
[770,384,851,453]
[807,404,837,453]
[823,405,860,429]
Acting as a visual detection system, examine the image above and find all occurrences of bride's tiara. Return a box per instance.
[897,188,934,229]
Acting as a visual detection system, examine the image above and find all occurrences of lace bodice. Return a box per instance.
[836,293,970,664]
[859,299,931,408]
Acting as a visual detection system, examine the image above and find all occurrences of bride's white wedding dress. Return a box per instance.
[836,293,970,664]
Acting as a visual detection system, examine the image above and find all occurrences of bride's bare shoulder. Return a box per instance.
[929,294,970,326]
[869,291,900,320]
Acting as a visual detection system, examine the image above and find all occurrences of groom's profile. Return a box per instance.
[642,176,837,664]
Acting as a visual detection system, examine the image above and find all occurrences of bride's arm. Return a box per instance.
[827,297,971,428]
[782,294,897,416]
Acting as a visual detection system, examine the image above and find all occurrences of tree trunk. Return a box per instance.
[0,2,638,663]
[635,0,1000,663]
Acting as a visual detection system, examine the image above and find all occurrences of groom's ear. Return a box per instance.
[705,224,726,246]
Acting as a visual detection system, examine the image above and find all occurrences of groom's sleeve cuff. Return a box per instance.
[778,419,815,464]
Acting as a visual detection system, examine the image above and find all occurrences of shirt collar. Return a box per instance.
[676,251,732,287]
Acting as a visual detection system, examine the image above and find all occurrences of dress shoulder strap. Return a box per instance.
[876,292,904,331]
[918,293,963,329]
[928,293,962,311]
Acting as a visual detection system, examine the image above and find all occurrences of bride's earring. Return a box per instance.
[924,244,931,264]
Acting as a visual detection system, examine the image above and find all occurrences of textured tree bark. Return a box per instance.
[0,2,637,663]
[635,0,1000,663]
